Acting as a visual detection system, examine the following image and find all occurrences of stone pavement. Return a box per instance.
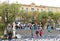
[2,29,60,41]
[16,29,60,38]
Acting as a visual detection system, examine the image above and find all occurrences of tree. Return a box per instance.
[36,11,48,21]
[47,11,54,25]
[32,11,39,20]
[0,2,8,22]
[8,3,20,22]
[47,11,54,19]
[0,23,7,36]
[53,13,60,21]
[0,2,20,23]
[36,11,48,26]
[26,11,33,22]
[53,13,60,27]
[19,10,26,21]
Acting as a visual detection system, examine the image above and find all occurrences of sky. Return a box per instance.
[0,0,60,7]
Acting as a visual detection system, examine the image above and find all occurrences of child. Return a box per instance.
[35,30,39,38]
[39,30,42,37]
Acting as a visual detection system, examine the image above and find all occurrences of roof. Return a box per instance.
[20,3,60,8]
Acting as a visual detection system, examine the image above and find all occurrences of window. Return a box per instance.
[26,8,28,12]
[31,8,34,12]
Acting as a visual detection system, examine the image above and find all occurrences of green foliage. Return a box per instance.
[0,23,6,30]
[0,2,7,20]
[47,11,54,17]
[40,11,48,19]
[0,3,21,36]
[0,23,7,35]
[0,2,20,23]
[8,3,20,22]
[36,11,48,21]
[0,2,60,28]
[53,13,60,20]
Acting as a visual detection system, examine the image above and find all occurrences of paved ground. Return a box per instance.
[16,29,60,38]
[2,29,60,41]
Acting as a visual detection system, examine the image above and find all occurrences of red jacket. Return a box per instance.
[40,31,42,35]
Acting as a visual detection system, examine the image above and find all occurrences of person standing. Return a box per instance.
[31,24,34,38]
[47,25,51,32]
[39,30,42,37]
[29,23,32,30]
[7,24,13,40]
[34,22,38,30]
[8,31,13,40]
[40,25,42,31]
[39,23,43,37]
[35,29,39,38]
[47,25,49,30]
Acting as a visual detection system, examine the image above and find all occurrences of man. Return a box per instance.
[7,24,13,40]
[34,23,38,30]
[31,24,34,38]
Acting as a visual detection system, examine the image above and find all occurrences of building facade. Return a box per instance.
[20,3,60,13]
